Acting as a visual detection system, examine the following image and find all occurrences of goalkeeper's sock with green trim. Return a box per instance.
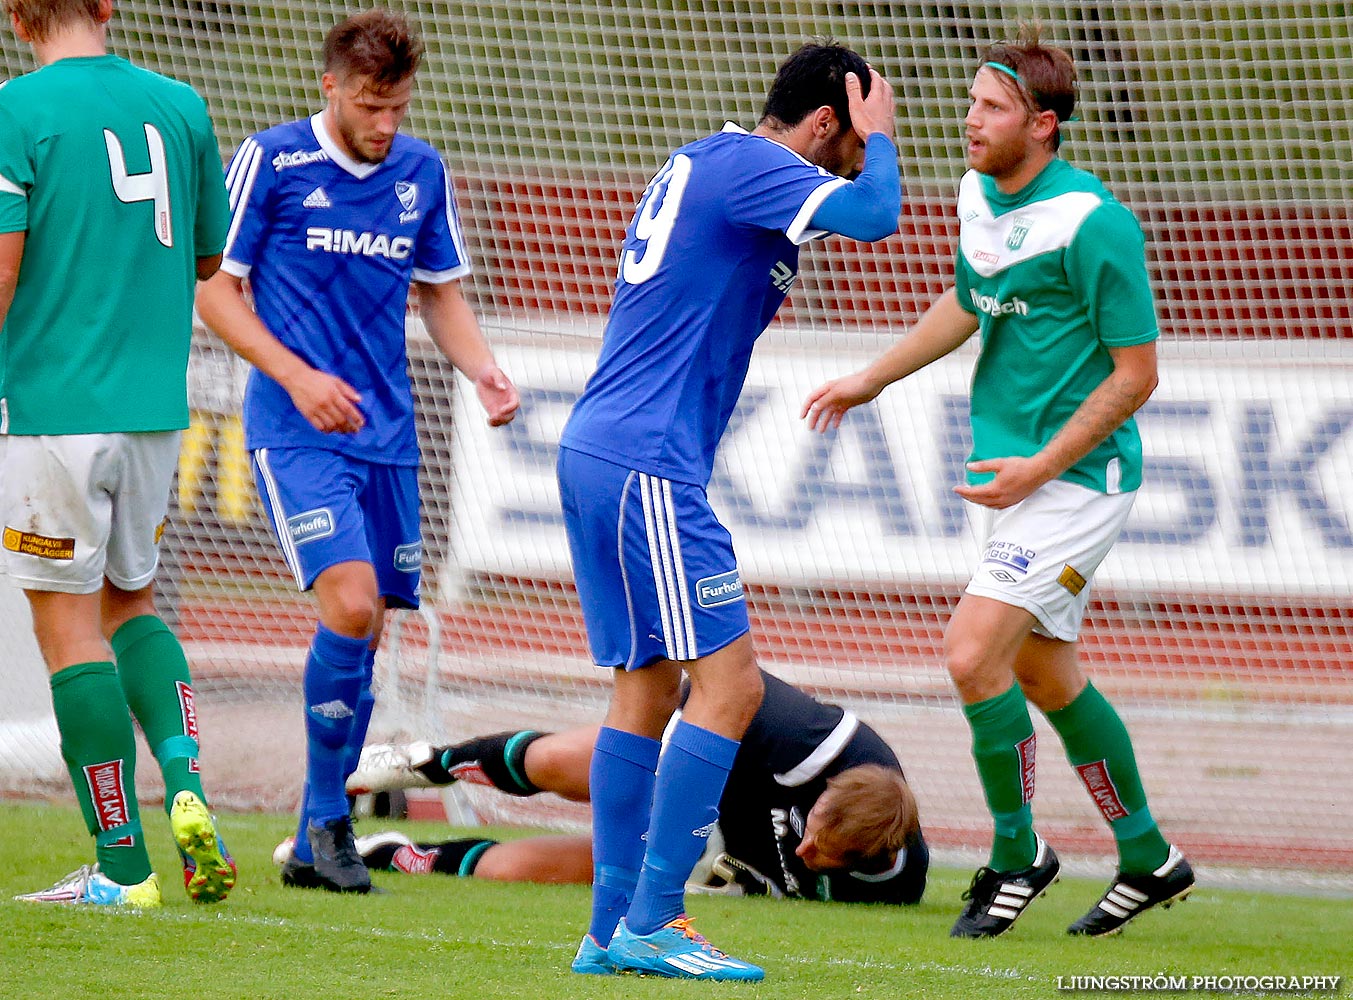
[111,615,207,813]
[963,683,1039,872]
[1045,681,1170,874]
[51,662,153,886]
[430,730,545,795]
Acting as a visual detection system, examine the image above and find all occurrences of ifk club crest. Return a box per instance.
[395,181,420,224]
[1006,215,1032,250]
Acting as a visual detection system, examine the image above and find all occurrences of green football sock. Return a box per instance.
[963,684,1038,871]
[111,615,206,814]
[1045,681,1170,874]
[51,662,153,886]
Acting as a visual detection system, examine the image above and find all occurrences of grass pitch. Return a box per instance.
[0,802,1347,999]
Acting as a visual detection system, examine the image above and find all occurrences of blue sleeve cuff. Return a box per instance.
[808,132,902,242]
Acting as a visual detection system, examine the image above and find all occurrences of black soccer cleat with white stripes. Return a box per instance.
[1068,844,1194,936]
[950,836,1060,939]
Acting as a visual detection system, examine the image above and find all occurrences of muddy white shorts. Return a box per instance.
[964,478,1136,641]
[0,431,180,594]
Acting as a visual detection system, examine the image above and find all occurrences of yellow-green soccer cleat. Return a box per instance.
[171,791,237,903]
[15,865,162,907]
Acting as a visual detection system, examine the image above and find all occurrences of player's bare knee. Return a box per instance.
[944,639,1004,702]
[320,591,377,638]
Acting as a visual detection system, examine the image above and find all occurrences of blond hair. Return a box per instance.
[816,764,919,866]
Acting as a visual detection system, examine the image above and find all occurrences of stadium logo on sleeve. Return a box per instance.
[395,181,420,224]
[695,569,744,608]
[393,542,422,573]
[286,507,335,545]
[3,526,75,560]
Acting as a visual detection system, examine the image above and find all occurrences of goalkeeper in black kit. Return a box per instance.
[320,669,929,904]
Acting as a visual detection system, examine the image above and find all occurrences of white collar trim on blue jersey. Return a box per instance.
[310,111,381,180]
[730,120,824,172]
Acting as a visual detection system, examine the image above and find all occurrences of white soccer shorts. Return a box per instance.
[0,431,180,594]
[964,478,1137,641]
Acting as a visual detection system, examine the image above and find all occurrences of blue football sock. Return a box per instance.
[587,726,660,945]
[341,645,377,781]
[295,624,369,856]
[626,721,738,935]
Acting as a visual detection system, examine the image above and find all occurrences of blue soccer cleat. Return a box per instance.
[570,933,616,975]
[607,916,764,981]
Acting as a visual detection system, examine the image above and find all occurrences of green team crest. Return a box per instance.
[1006,216,1033,250]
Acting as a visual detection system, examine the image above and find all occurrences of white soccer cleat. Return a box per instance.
[345,741,437,795]
[16,864,162,907]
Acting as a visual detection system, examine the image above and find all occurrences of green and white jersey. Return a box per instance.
[954,158,1158,494]
[0,55,229,435]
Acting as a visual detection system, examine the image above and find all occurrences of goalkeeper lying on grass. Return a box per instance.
[277,669,929,904]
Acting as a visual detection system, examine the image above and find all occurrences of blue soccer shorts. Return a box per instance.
[252,446,422,609]
[557,446,750,671]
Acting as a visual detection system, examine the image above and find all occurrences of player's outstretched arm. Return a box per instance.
[415,279,520,426]
[196,270,365,434]
[802,287,978,433]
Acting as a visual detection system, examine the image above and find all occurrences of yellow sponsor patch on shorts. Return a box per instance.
[3,526,76,560]
[1058,563,1087,596]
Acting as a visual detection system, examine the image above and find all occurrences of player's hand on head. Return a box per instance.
[289,368,365,434]
[953,456,1049,509]
[801,372,880,433]
[846,67,895,142]
[476,365,520,427]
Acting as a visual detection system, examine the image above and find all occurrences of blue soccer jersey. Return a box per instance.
[222,113,471,465]
[559,124,848,485]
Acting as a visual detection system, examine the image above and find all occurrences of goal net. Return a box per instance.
[2,1,1350,884]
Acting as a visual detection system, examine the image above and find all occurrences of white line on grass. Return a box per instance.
[150,908,1035,981]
